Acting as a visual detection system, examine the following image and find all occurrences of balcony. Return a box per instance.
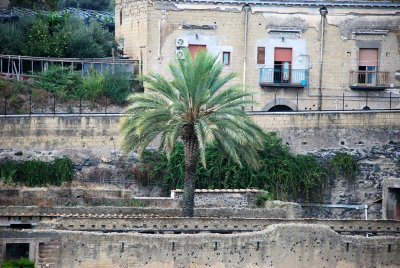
[350,70,389,90]
[259,68,308,88]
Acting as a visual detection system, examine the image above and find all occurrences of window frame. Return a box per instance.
[222,51,231,65]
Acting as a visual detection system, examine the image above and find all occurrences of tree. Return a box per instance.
[120,49,265,217]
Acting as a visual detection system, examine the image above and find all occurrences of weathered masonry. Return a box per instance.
[1,224,400,268]
[115,0,400,111]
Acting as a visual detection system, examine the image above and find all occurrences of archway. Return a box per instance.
[262,98,297,111]
[268,105,293,112]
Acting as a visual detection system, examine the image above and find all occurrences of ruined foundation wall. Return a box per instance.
[1,224,400,268]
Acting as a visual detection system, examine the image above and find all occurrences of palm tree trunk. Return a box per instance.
[181,125,199,217]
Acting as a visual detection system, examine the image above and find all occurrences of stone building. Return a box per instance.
[115,0,400,111]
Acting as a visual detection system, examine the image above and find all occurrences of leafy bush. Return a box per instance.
[0,157,74,186]
[136,132,328,203]
[103,71,133,104]
[330,153,359,181]
[81,67,104,101]
[0,12,115,58]
[59,0,114,11]
[255,190,273,207]
[63,17,116,58]
[0,22,28,55]
[1,258,35,268]
[34,65,82,99]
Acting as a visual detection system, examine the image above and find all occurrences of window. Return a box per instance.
[188,44,206,61]
[222,52,231,65]
[358,48,378,84]
[274,47,292,83]
[257,47,265,65]
[120,9,123,25]
[5,243,30,260]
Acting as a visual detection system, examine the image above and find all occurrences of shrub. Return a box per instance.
[103,71,133,104]
[0,157,74,186]
[0,22,27,55]
[24,12,70,57]
[330,153,359,181]
[255,190,273,208]
[63,17,116,58]
[59,0,113,11]
[0,12,115,58]
[81,67,104,102]
[136,132,328,203]
[34,65,82,99]
[1,258,35,268]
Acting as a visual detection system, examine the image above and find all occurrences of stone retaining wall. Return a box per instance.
[1,224,399,267]
[1,111,399,152]
[0,206,291,219]
[172,189,259,208]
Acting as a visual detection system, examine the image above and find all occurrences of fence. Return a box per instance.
[255,92,400,112]
[0,54,139,80]
[0,93,399,115]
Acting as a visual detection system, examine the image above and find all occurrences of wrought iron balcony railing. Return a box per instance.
[350,70,389,89]
[259,68,308,87]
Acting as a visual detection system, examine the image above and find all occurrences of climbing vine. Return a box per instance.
[137,132,328,203]
[329,153,359,181]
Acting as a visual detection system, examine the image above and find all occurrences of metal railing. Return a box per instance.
[0,93,399,115]
[0,54,139,80]
[259,68,308,86]
[350,70,389,87]
[251,92,400,112]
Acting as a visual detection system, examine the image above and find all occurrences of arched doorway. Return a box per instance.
[268,105,294,112]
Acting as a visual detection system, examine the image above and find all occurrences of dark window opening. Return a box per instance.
[387,188,400,220]
[120,9,123,25]
[5,243,30,260]
[268,105,293,112]
[274,48,292,84]
[273,61,291,83]
[9,223,33,229]
[358,48,378,84]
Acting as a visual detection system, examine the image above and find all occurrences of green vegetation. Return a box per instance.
[0,157,74,186]
[136,132,328,203]
[34,65,83,99]
[34,65,135,103]
[120,49,266,217]
[1,258,35,268]
[0,12,115,58]
[0,65,136,106]
[255,190,273,207]
[59,0,114,11]
[330,153,359,181]
[10,0,113,11]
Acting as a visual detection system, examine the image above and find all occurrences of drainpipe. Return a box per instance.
[158,11,167,62]
[158,18,162,61]
[318,6,328,111]
[243,5,250,96]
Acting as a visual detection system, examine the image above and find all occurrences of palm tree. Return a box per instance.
[120,49,265,217]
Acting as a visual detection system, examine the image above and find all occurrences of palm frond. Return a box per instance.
[120,48,265,170]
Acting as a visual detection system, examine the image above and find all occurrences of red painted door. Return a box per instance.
[188,44,206,60]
